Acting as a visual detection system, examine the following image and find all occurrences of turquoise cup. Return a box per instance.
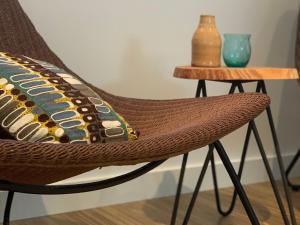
[223,33,251,67]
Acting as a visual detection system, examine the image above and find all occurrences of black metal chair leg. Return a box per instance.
[3,191,14,225]
[260,81,297,225]
[182,146,214,225]
[214,141,260,225]
[171,153,189,225]
[286,149,300,191]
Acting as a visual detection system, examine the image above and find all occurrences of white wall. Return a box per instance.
[4,0,300,220]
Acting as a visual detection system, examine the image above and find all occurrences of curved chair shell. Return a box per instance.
[0,92,269,184]
[0,0,270,185]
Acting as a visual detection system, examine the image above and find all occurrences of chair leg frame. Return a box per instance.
[171,80,297,225]
[286,149,300,191]
[0,160,166,225]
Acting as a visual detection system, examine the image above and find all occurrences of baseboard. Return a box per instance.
[2,153,299,221]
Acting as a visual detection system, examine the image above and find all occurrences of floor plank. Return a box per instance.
[11,180,300,225]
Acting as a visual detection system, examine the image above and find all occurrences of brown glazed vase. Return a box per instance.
[192,15,222,67]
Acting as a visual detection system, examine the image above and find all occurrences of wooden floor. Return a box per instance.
[12,180,300,225]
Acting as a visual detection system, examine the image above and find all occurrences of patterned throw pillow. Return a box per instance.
[0,52,138,144]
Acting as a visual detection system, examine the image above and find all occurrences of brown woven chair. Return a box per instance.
[0,1,270,224]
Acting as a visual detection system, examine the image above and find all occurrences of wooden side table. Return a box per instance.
[171,66,299,225]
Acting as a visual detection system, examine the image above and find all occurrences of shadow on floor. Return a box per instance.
[12,217,81,225]
[142,173,273,225]
[141,190,272,225]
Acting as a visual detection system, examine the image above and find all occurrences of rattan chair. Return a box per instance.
[0,1,270,224]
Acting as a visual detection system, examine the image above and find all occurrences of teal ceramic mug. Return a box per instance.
[223,33,251,67]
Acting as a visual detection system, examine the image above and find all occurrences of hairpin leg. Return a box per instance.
[181,145,214,225]
[214,141,260,225]
[286,149,300,191]
[170,80,207,225]
[211,82,250,216]
[211,124,249,216]
[211,81,296,225]
[179,142,261,225]
[260,81,297,225]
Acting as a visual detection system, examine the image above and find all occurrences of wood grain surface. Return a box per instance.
[174,66,299,80]
[12,179,300,225]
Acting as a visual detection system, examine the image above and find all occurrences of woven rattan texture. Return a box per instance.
[0,0,270,184]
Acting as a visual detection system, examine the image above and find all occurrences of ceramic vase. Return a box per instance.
[192,15,222,67]
[223,33,251,67]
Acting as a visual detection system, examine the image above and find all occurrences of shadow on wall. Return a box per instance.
[103,38,187,99]
[266,9,300,162]
[142,171,192,224]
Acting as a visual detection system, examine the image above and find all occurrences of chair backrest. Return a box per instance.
[0,0,78,77]
[0,0,97,138]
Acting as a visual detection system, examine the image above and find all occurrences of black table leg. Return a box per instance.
[171,80,297,225]
[286,149,300,191]
[173,142,261,225]
[181,145,214,225]
[170,80,207,225]
[214,141,260,225]
[259,81,297,225]
[171,81,260,225]
[212,81,296,225]
[211,122,251,216]
[212,81,250,216]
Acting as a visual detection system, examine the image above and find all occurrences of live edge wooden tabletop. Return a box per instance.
[174,66,299,80]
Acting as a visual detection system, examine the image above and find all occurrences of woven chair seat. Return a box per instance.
[0,91,269,185]
[0,0,270,185]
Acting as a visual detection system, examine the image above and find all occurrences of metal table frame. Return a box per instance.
[170,80,297,225]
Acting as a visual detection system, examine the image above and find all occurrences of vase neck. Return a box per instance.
[199,15,216,26]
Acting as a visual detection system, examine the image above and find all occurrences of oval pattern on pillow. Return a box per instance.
[0,52,138,144]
